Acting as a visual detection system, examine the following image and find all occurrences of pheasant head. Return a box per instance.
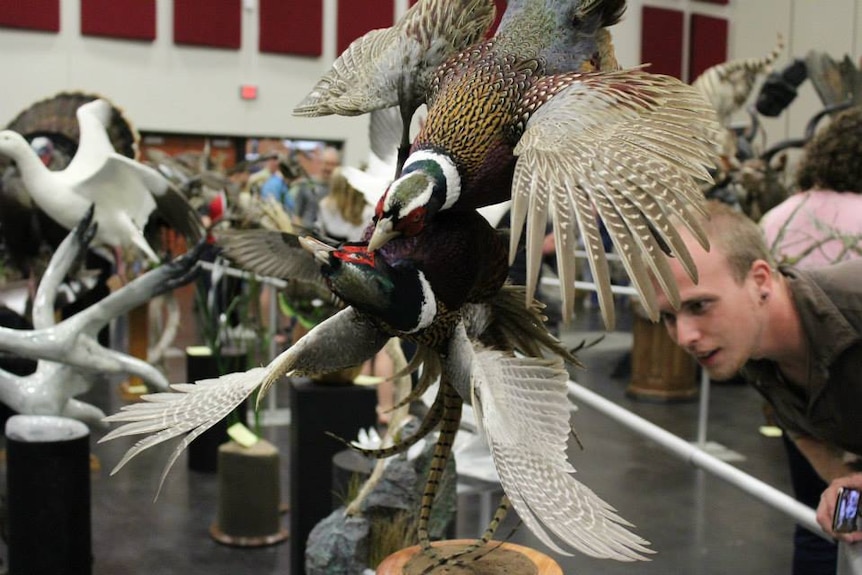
[368,151,461,251]
[312,242,438,335]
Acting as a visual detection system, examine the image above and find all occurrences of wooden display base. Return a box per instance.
[209,523,289,547]
[627,309,698,402]
[376,540,563,574]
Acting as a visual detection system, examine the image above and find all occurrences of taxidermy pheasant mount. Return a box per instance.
[101,0,721,569]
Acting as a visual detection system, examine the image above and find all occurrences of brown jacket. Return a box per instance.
[743,259,862,456]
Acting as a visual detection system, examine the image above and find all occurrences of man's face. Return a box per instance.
[655,236,766,381]
[321,149,340,182]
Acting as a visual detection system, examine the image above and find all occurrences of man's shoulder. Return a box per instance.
[795,261,862,332]
[807,260,862,296]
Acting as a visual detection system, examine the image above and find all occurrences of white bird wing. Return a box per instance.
[62,98,118,184]
[67,153,159,259]
[470,348,652,561]
[512,68,723,329]
[100,367,268,496]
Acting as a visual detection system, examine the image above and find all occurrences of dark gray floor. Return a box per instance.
[3,289,800,574]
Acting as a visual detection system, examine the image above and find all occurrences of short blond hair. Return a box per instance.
[699,201,774,283]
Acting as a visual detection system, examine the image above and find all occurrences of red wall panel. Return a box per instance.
[689,13,729,82]
[337,0,394,55]
[640,6,684,80]
[174,0,241,49]
[490,0,507,36]
[0,0,59,32]
[81,0,156,41]
[259,0,323,56]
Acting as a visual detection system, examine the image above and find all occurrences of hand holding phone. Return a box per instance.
[832,487,861,534]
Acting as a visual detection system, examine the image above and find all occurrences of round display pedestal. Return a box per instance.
[376,539,563,574]
[5,414,92,575]
[210,439,288,547]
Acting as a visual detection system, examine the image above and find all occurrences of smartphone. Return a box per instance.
[832,487,861,534]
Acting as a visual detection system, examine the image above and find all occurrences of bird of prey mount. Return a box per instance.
[100,0,721,569]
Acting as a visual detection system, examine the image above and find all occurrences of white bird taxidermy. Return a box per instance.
[0,99,202,266]
[0,210,192,425]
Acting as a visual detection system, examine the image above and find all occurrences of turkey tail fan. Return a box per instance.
[5,91,140,160]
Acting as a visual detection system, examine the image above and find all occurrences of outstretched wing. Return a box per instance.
[293,0,495,118]
[100,367,267,496]
[471,348,652,560]
[102,306,390,497]
[215,228,329,291]
[512,68,722,328]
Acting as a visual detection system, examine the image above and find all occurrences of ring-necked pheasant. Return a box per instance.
[296,0,722,329]
[101,211,652,563]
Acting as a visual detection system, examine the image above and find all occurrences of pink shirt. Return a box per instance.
[760,190,862,269]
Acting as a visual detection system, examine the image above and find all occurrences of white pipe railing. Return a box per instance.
[567,381,862,574]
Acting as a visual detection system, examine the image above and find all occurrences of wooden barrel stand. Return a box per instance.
[627,308,698,402]
[376,540,563,575]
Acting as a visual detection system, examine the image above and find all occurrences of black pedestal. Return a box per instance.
[185,347,247,473]
[289,378,377,575]
[5,415,91,575]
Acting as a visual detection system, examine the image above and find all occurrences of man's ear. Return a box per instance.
[750,259,774,291]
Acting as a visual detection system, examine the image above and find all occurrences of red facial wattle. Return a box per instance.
[398,207,427,237]
[333,244,375,267]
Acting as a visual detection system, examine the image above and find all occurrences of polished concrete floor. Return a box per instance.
[2,284,802,574]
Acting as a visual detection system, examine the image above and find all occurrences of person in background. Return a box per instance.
[759,105,862,574]
[30,137,55,167]
[260,156,301,215]
[654,201,862,575]
[314,167,373,242]
[761,106,862,269]
[291,146,341,229]
[247,152,279,197]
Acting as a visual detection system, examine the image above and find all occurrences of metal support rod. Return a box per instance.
[266,283,278,413]
[695,369,710,447]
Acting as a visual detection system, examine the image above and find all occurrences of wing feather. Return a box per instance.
[100,367,267,496]
[514,69,722,327]
[470,348,652,560]
[215,228,328,290]
[293,0,495,118]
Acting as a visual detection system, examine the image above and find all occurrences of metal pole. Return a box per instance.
[267,283,278,413]
[840,544,862,575]
[695,369,710,447]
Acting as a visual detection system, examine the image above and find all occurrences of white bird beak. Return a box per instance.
[367,219,399,252]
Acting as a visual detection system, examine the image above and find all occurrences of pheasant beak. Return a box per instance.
[367,219,399,252]
[298,235,336,264]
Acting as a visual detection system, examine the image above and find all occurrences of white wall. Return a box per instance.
[0,0,859,167]
[0,0,371,167]
[732,0,861,147]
